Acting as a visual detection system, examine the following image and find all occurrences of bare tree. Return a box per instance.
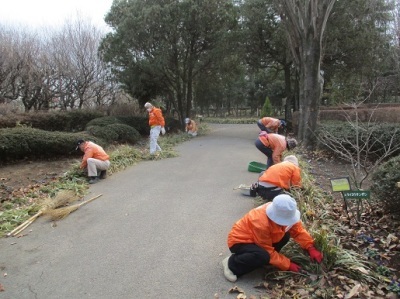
[46,17,112,110]
[0,26,26,104]
[273,0,335,147]
[317,91,400,190]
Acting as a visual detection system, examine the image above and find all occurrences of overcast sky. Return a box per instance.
[0,0,114,30]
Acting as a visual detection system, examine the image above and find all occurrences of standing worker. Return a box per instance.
[222,194,323,282]
[257,117,286,134]
[249,155,302,201]
[144,102,166,155]
[185,118,198,137]
[255,131,297,169]
[76,139,110,184]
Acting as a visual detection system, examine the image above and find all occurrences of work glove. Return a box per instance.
[308,246,323,263]
[161,127,166,135]
[288,262,301,272]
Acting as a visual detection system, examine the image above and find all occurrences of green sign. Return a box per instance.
[342,190,370,200]
[330,177,351,192]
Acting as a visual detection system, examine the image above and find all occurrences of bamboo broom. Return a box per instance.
[7,190,77,237]
[44,194,103,221]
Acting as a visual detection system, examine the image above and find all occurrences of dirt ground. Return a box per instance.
[0,158,79,201]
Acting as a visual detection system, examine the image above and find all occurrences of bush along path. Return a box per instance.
[0,131,195,238]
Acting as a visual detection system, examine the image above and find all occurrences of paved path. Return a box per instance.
[0,124,270,299]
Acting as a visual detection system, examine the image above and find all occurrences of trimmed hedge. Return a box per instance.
[0,127,104,163]
[317,121,400,162]
[86,124,141,144]
[86,115,181,135]
[0,110,103,132]
[371,155,400,215]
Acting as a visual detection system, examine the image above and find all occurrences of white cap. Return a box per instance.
[144,102,153,108]
[185,118,190,124]
[283,155,299,166]
[266,194,300,226]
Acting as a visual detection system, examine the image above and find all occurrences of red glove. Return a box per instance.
[308,246,323,263]
[288,262,301,272]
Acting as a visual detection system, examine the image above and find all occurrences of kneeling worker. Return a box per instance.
[222,194,323,282]
[250,155,302,201]
[76,139,110,184]
[185,118,198,137]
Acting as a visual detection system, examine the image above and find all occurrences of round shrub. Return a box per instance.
[85,116,120,128]
[86,125,119,143]
[371,155,400,215]
[87,124,141,144]
[116,116,149,135]
[106,124,141,144]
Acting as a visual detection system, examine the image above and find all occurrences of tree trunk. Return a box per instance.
[298,39,322,147]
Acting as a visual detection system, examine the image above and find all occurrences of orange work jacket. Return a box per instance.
[258,133,287,164]
[260,117,280,133]
[80,141,110,169]
[227,203,314,270]
[259,161,302,189]
[148,107,165,127]
[186,120,197,132]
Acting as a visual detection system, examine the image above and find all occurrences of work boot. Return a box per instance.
[88,177,99,184]
[249,188,257,197]
[250,183,258,197]
[99,170,107,179]
[222,256,237,282]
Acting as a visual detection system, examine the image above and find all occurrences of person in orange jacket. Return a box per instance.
[257,117,286,134]
[222,194,323,282]
[249,155,302,200]
[185,118,198,137]
[144,102,166,155]
[76,139,110,184]
[255,131,297,169]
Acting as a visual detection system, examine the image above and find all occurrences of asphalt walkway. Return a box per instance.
[0,123,270,299]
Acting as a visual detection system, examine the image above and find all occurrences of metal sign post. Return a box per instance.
[329,177,370,222]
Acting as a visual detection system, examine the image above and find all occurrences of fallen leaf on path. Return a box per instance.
[228,286,245,294]
[0,283,4,291]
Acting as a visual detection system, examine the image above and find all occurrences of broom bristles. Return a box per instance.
[44,205,80,221]
[40,190,77,210]
[43,194,102,221]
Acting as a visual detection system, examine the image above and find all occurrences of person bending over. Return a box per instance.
[77,139,110,184]
[222,194,323,282]
[250,155,302,201]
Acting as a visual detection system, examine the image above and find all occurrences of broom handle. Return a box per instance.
[78,194,103,207]
[7,211,43,237]
[9,195,102,236]
[12,218,36,236]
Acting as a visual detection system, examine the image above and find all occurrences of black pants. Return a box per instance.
[256,186,284,201]
[255,139,273,169]
[228,232,290,277]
